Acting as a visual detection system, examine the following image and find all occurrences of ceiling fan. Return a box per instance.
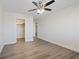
[28,0,55,14]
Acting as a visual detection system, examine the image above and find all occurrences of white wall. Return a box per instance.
[26,16,34,41]
[0,5,4,53]
[2,12,17,44]
[33,20,36,37]
[0,5,2,42]
[37,3,79,52]
[2,12,34,44]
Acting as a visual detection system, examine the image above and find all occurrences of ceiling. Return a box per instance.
[1,0,79,19]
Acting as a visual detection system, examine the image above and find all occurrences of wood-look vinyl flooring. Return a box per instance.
[0,39,79,59]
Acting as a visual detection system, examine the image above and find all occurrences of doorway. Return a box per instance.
[16,19,25,43]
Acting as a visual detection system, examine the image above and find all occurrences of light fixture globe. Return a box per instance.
[37,9,45,14]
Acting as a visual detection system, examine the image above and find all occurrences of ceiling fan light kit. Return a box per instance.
[28,0,55,14]
[37,9,45,14]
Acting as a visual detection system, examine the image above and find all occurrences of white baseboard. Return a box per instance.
[0,41,16,54]
[0,39,33,53]
[0,44,5,53]
[38,36,79,53]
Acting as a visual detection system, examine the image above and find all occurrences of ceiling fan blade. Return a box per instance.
[32,1,38,7]
[28,9,37,12]
[45,0,55,7]
[44,8,52,11]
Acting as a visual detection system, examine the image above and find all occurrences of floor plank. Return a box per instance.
[0,39,79,59]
